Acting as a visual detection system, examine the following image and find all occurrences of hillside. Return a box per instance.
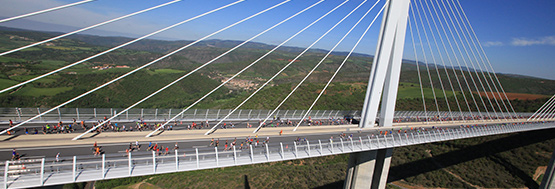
[0,26,553,110]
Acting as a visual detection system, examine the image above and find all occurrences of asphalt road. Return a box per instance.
[0,118,512,161]
[0,128,376,161]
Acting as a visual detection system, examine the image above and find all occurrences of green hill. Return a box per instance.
[0,27,553,111]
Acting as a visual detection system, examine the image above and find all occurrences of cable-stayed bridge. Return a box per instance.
[0,0,554,188]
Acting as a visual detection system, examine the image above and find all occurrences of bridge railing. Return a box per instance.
[2,121,554,188]
[0,107,362,123]
[0,107,535,124]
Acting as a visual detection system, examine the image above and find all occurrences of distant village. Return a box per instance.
[92,64,130,70]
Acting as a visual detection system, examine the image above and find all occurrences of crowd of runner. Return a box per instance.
[3,114,535,137]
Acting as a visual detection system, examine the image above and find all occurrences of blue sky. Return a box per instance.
[0,0,553,80]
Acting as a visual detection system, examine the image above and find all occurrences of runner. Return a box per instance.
[12,149,18,160]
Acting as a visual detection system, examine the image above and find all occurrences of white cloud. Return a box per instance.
[511,36,555,46]
[483,41,503,47]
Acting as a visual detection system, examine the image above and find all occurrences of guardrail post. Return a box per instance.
[233,146,237,164]
[215,147,219,166]
[340,138,344,152]
[76,108,80,121]
[205,109,209,120]
[306,141,311,157]
[247,110,252,120]
[195,148,199,168]
[152,151,156,173]
[15,108,21,122]
[280,142,284,159]
[294,142,298,158]
[140,109,143,118]
[367,136,372,148]
[57,107,61,121]
[168,109,172,120]
[359,137,364,150]
[377,135,381,148]
[318,140,323,155]
[40,158,45,186]
[265,144,270,161]
[349,138,354,151]
[193,109,197,119]
[128,152,132,175]
[102,154,105,179]
[73,156,76,182]
[155,109,158,120]
[216,109,220,120]
[330,139,334,154]
[383,134,388,148]
[4,160,9,189]
[175,150,179,171]
[37,108,42,121]
[391,135,395,146]
[250,145,254,163]
[238,109,242,119]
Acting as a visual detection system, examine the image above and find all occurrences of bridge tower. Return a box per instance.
[346,0,410,189]
[360,0,411,128]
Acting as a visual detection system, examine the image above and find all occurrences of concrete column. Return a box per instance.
[540,147,555,189]
[344,148,393,189]
[372,148,393,189]
[359,0,411,128]
[345,151,378,189]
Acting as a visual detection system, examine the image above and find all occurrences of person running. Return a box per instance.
[174,142,179,150]
[210,138,214,146]
[12,149,18,160]
[147,141,153,151]
[56,153,60,162]
[135,140,140,150]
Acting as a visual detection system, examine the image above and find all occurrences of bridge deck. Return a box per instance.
[0,119,533,149]
[1,121,552,189]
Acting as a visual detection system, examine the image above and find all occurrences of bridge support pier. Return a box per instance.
[540,147,555,189]
[344,148,393,189]
[360,0,410,128]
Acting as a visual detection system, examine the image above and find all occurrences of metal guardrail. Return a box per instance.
[0,107,534,124]
[2,121,553,188]
[0,108,360,123]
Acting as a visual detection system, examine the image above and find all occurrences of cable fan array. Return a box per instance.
[0,0,537,141]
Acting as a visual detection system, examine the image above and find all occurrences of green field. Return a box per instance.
[397,82,456,99]
[12,86,73,97]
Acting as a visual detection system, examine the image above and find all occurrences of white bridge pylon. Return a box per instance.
[360,0,411,128]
